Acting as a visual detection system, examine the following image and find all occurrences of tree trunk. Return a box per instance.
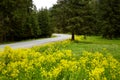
[71,31,75,41]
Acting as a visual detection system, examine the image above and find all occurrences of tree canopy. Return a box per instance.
[0,0,119,42]
[51,0,96,40]
[98,0,120,39]
[0,0,53,43]
[51,0,120,40]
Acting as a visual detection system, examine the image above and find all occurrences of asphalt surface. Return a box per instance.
[0,34,71,49]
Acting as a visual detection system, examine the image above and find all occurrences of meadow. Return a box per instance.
[35,36,120,61]
[0,35,120,80]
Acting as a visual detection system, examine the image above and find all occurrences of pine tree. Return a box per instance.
[38,8,52,37]
[98,0,120,39]
[52,0,93,40]
[0,0,33,41]
[0,0,43,42]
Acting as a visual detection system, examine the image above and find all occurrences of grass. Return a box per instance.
[66,36,120,60]
[33,35,120,61]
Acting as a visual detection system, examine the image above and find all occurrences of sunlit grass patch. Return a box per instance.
[67,35,120,61]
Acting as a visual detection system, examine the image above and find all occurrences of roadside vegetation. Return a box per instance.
[0,35,120,80]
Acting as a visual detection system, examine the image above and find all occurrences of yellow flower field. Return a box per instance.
[0,45,120,80]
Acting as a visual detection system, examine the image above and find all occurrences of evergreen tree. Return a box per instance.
[52,0,93,40]
[38,8,52,37]
[0,0,34,42]
[98,0,120,39]
[50,3,68,33]
[23,6,41,39]
[0,0,47,42]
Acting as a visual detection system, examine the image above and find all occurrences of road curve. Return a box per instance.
[0,34,71,49]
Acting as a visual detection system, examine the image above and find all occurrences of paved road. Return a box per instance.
[0,34,71,49]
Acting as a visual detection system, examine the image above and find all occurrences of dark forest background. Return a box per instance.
[0,0,120,42]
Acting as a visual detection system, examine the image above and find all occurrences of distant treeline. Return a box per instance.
[0,0,52,42]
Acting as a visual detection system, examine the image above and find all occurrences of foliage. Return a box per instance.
[50,3,68,33]
[0,40,120,80]
[0,1,53,43]
[38,8,52,37]
[98,0,120,39]
[0,0,33,42]
[51,0,99,40]
[51,0,120,39]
